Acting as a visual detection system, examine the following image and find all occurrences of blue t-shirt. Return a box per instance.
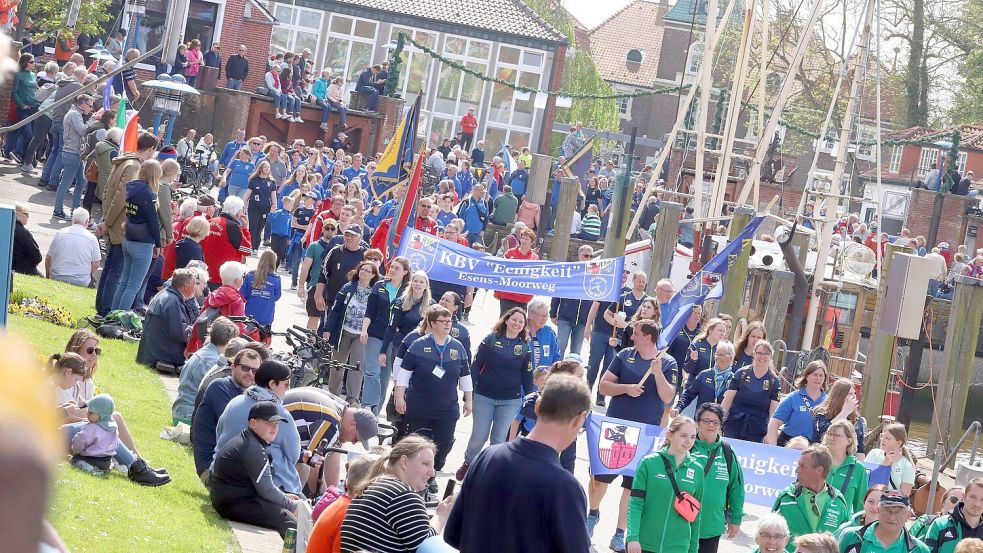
[277,182,299,209]
[471,333,533,400]
[726,367,781,423]
[226,159,254,188]
[435,210,455,229]
[248,177,275,210]
[402,334,471,419]
[240,271,282,326]
[292,206,314,228]
[773,387,826,438]
[268,208,292,237]
[530,325,562,369]
[343,166,364,183]
[605,348,679,425]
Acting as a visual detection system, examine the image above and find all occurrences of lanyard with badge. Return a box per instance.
[432,336,447,379]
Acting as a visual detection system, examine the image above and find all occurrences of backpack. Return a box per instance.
[193,306,222,343]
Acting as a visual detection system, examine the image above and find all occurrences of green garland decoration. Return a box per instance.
[942,130,961,193]
[385,33,406,97]
[711,89,728,150]
[398,33,691,100]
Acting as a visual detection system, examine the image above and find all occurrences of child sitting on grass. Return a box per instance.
[70,394,120,475]
[50,352,87,422]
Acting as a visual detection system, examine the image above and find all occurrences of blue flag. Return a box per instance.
[396,228,624,301]
[561,135,595,189]
[657,215,765,349]
[371,96,421,200]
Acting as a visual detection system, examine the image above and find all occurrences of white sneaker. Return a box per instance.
[276,112,287,119]
[294,116,304,123]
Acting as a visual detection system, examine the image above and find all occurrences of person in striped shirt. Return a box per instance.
[576,204,602,241]
[339,435,454,552]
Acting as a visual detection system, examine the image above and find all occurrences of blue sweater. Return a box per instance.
[365,280,403,339]
[191,376,244,474]
[471,332,534,400]
[240,271,282,326]
[382,297,433,352]
[213,385,303,494]
[219,140,247,166]
[123,179,161,246]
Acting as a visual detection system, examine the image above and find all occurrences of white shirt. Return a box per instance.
[924,252,948,280]
[48,224,100,287]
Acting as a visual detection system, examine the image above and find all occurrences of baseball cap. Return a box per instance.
[879,491,910,507]
[303,191,318,199]
[370,199,382,207]
[197,195,216,207]
[248,401,289,423]
[939,242,950,250]
[344,224,363,235]
[352,408,379,449]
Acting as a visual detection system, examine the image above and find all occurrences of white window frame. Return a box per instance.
[958,151,968,175]
[617,96,632,118]
[917,147,938,178]
[322,14,379,95]
[388,26,438,103]
[888,145,903,173]
[686,43,703,75]
[270,3,323,57]
[486,44,546,132]
[433,34,492,119]
[855,126,876,160]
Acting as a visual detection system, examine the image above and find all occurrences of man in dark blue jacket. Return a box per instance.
[551,245,595,357]
[136,269,196,367]
[445,374,592,553]
[355,64,381,111]
[191,348,261,481]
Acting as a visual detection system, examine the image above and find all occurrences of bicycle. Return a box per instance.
[178,154,216,195]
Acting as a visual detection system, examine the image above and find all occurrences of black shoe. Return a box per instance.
[128,458,171,487]
[52,211,70,221]
[595,397,606,407]
[427,477,439,495]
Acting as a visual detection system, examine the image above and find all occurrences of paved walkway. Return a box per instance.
[1,162,771,552]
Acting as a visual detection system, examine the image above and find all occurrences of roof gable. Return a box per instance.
[588,0,667,88]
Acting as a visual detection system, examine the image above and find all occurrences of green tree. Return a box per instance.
[26,0,112,40]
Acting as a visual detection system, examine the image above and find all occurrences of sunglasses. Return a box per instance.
[235,364,259,373]
[324,226,337,230]
[85,346,102,355]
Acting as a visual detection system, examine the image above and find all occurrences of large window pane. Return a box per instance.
[430,117,455,147]
[460,62,484,106]
[445,37,465,55]
[330,15,352,34]
[274,5,292,22]
[353,19,376,39]
[295,31,318,56]
[469,41,490,60]
[297,9,320,29]
[522,51,543,68]
[324,37,350,75]
[512,71,539,128]
[489,68,516,124]
[508,130,530,149]
[435,66,462,114]
[485,127,507,151]
[407,53,429,95]
[271,28,290,54]
[348,42,373,82]
[499,46,520,65]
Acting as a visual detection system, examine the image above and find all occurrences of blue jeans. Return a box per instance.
[41,123,63,184]
[227,78,243,90]
[95,242,124,316]
[357,85,379,111]
[587,331,617,400]
[112,240,155,311]
[287,242,304,287]
[8,105,35,157]
[928,279,941,298]
[269,90,286,111]
[466,232,482,246]
[63,421,136,466]
[361,336,384,410]
[376,343,398,416]
[318,99,347,125]
[54,151,85,215]
[463,393,522,463]
[557,319,586,358]
[284,94,301,114]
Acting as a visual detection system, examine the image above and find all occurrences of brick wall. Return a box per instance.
[906,188,978,247]
[376,96,406,157]
[217,0,276,94]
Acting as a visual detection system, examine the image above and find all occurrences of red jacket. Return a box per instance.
[460,113,478,134]
[201,214,252,284]
[184,285,247,355]
[415,216,438,236]
[493,247,538,304]
[306,210,340,246]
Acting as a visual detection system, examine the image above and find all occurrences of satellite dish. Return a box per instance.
[839,242,876,280]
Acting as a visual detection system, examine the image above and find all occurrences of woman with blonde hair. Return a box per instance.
[812,378,866,456]
[721,339,781,442]
[364,256,411,413]
[822,419,869,513]
[380,270,433,368]
[112,159,163,311]
[245,160,276,253]
[766,360,828,446]
[866,422,917,494]
[791,533,838,553]
[626,416,705,553]
[308,453,385,552]
[240,249,282,327]
[339,435,454,552]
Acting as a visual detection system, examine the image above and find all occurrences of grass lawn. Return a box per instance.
[9,275,238,553]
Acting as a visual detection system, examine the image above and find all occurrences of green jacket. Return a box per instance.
[835,510,867,540]
[12,69,37,109]
[839,522,929,553]
[627,450,705,553]
[772,482,852,552]
[924,507,983,553]
[909,514,938,541]
[827,454,870,514]
[691,437,745,539]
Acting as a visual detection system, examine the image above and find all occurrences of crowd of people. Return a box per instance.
[8,30,983,553]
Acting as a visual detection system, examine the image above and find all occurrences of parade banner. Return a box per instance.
[657,215,765,349]
[587,413,807,507]
[397,228,625,301]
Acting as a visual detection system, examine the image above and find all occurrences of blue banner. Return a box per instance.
[396,228,625,301]
[657,216,765,349]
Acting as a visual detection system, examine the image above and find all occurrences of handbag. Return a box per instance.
[85,157,99,182]
[660,454,701,523]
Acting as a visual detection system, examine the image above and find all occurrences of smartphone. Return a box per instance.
[443,479,456,499]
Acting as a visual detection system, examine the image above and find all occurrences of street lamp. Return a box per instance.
[144,73,199,145]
